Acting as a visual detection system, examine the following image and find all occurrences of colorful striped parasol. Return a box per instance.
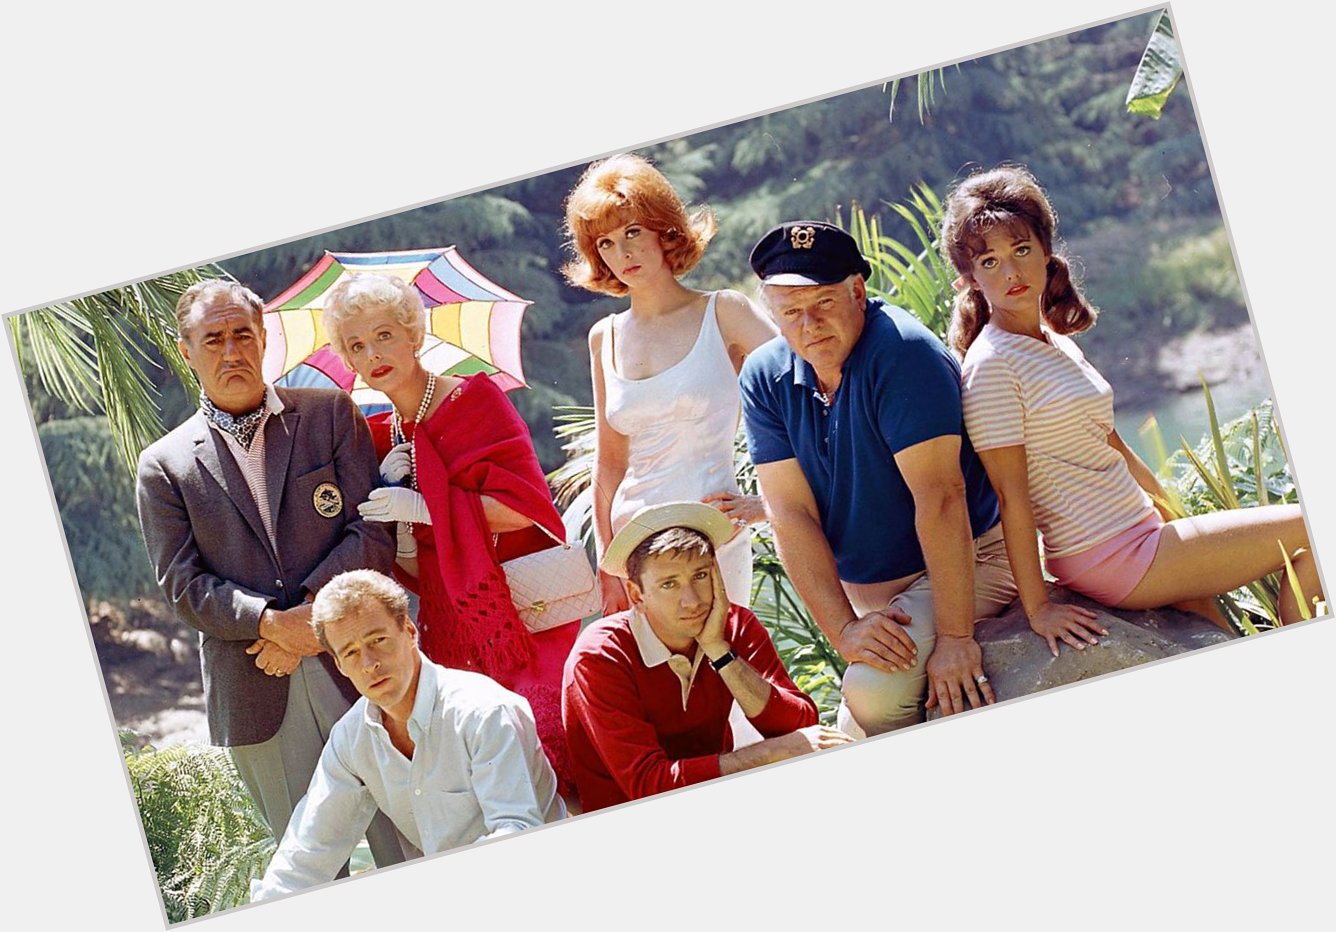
[261,247,530,416]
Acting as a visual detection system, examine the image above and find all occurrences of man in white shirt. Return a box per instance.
[136,280,404,871]
[251,569,565,901]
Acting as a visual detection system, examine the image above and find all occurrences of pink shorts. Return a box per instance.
[1044,511,1164,605]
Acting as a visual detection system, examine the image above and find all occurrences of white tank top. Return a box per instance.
[602,292,742,529]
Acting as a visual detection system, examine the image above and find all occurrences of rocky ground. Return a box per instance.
[1156,323,1267,393]
[1095,320,1267,408]
[88,597,208,748]
[928,587,1238,721]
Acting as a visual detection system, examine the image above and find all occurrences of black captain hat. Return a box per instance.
[748,220,873,286]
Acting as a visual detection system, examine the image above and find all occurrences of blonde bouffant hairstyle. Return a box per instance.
[940,165,1098,359]
[321,273,427,369]
[562,153,717,296]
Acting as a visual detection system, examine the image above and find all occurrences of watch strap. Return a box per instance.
[709,649,737,671]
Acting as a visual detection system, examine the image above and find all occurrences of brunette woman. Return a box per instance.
[942,165,1322,653]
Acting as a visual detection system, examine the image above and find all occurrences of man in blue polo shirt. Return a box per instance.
[739,221,1018,737]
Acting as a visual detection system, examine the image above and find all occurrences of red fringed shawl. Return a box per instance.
[373,375,565,677]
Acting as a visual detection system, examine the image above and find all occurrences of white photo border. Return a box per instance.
[2,2,1330,929]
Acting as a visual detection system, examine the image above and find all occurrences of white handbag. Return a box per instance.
[501,520,601,633]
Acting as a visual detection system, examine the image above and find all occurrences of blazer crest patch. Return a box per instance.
[313,482,343,518]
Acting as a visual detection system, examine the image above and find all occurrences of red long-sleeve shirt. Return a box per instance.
[561,604,818,812]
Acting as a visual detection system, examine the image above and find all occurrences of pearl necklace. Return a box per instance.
[390,372,436,497]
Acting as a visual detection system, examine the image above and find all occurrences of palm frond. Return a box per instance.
[8,306,101,411]
[12,265,225,471]
[546,405,597,509]
[886,66,961,124]
[1251,411,1269,508]
[1126,10,1183,119]
[86,306,174,471]
[1279,544,1313,621]
[840,184,954,339]
[1200,375,1240,509]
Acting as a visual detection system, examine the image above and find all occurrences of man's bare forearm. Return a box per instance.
[768,507,856,642]
[718,734,792,776]
[713,656,773,719]
[719,725,852,775]
[914,487,976,639]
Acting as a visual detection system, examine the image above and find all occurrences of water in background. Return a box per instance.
[1115,367,1275,467]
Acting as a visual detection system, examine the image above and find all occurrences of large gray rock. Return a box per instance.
[927,587,1236,719]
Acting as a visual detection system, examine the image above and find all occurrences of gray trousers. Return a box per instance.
[230,657,410,873]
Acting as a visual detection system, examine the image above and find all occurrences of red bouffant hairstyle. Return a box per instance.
[562,153,717,296]
[940,165,1098,358]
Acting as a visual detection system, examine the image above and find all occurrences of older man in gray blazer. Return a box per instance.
[136,279,404,869]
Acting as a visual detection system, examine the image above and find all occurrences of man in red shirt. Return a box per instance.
[561,501,853,812]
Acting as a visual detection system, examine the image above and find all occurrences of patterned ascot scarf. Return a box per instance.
[200,389,269,451]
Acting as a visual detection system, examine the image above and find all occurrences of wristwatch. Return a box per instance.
[709,649,737,671]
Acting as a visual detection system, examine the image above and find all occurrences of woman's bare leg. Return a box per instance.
[1170,596,1232,632]
[1117,504,1323,624]
[1276,548,1323,624]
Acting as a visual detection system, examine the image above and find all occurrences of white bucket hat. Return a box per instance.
[600,501,735,579]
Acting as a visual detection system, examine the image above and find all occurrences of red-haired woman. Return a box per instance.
[563,153,778,615]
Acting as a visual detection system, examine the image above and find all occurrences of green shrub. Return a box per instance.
[122,731,274,922]
[39,416,158,600]
[1143,385,1311,631]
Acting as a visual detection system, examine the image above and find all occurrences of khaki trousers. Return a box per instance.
[836,522,1017,738]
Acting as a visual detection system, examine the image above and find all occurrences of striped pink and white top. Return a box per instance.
[961,322,1153,559]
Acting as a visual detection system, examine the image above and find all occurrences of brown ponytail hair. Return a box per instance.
[940,165,1098,357]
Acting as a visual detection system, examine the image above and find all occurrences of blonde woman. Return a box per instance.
[322,272,577,789]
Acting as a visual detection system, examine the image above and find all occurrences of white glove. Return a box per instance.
[358,487,432,525]
[379,441,413,484]
[396,522,419,559]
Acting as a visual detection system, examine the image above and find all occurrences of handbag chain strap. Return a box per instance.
[495,520,569,549]
[532,520,570,548]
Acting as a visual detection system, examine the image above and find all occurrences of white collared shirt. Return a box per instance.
[251,657,565,900]
[629,608,707,710]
